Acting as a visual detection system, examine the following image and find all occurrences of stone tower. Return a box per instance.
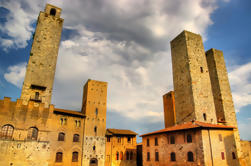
[170,31,217,124]
[163,91,176,128]
[21,4,63,107]
[81,79,108,166]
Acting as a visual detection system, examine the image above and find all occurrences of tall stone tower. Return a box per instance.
[81,79,108,166]
[170,31,217,124]
[21,4,63,107]
[163,91,176,128]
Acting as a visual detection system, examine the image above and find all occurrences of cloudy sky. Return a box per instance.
[0,0,250,141]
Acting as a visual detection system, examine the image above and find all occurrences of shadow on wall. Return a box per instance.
[224,134,240,166]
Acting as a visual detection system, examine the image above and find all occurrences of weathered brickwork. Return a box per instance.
[170,31,217,124]
[240,140,251,166]
[163,91,176,128]
[81,80,108,166]
[21,4,63,108]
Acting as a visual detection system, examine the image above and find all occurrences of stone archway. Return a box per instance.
[90,158,98,166]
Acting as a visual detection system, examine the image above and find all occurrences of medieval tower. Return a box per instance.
[81,80,108,166]
[170,31,217,124]
[20,4,63,107]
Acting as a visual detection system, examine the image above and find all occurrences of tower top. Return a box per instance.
[44,4,62,18]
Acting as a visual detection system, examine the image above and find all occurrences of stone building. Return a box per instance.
[0,4,137,166]
[141,30,251,166]
[105,129,137,166]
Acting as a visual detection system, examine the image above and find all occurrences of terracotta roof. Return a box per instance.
[106,128,137,136]
[54,108,85,118]
[140,121,235,137]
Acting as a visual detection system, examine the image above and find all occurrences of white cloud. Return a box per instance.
[229,62,251,112]
[4,63,26,88]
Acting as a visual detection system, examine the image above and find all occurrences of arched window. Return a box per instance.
[170,135,175,144]
[126,151,129,160]
[187,151,194,162]
[171,152,176,161]
[116,152,119,160]
[93,145,96,151]
[155,151,159,161]
[187,134,192,143]
[203,113,207,121]
[155,137,158,146]
[72,151,78,162]
[56,152,63,162]
[73,134,79,142]
[50,8,56,16]
[27,127,38,140]
[58,132,65,141]
[1,124,14,139]
[120,151,123,160]
[130,151,133,160]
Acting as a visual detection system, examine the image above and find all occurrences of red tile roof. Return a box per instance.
[140,121,235,137]
[106,128,138,136]
[54,108,85,118]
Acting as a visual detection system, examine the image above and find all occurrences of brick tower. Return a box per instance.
[81,79,108,166]
[163,91,176,128]
[20,4,63,107]
[170,31,217,124]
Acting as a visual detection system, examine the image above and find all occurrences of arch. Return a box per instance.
[72,151,78,162]
[50,8,56,16]
[27,127,38,140]
[90,158,98,166]
[58,132,65,141]
[73,134,79,142]
[187,151,194,162]
[1,124,14,139]
[55,152,63,162]
[171,152,176,161]
[187,134,192,143]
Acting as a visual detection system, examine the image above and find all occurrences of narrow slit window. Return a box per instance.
[200,67,203,73]
[203,113,207,121]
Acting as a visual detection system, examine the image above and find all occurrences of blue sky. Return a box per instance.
[0,0,250,141]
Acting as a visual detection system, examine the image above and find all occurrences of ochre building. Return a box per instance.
[141,30,251,166]
[0,4,137,166]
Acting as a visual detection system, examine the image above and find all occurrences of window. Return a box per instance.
[94,126,97,136]
[171,152,176,161]
[118,136,121,143]
[72,152,78,162]
[155,137,158,146]
[56,152,63,162]
[147,138,150,146]
[187,134,192,143]
[203,113,207,121]
[200,67,203,73]
[107,136,111,142]
[116,152,119,160]
[1,124,14,139]
[58,132,65,141]
[126,151,129,160]
[187,151,194,162]
[130,151,133,160]
[60,118,67,125]
[147,152,150,161]
[232,152,236,159]
[95,108,98,116]
[73,134,79,142]
[120,152,123,160]
[155,151,159,161]
[27,127,38,140]
[221,152,225,160]
[170,136,175,144]
[50,8,56,16]
[127,137,131,143]
[93,146,96,151]
[75,120,81,127]
[35,92,39,100]
[219,134,222,142]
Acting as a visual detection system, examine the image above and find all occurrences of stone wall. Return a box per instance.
[163,91,176,128]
